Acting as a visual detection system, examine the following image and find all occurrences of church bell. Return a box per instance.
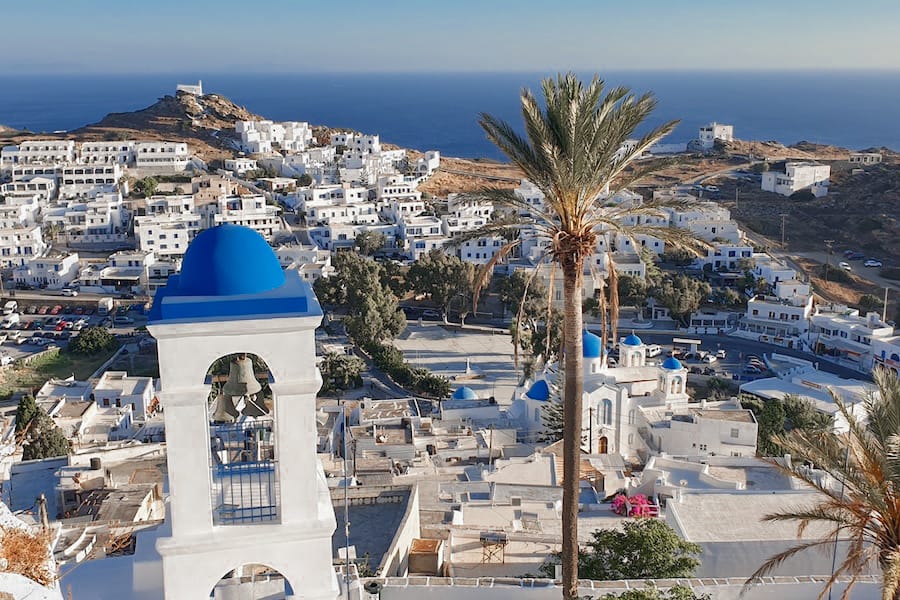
[211,391,240,423]
[221,355,269,417]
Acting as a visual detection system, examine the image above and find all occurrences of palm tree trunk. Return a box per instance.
[561,258,585,600]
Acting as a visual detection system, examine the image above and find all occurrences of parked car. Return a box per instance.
[838,261,852,271]
[24,305,37,315]
[689,366,703,374]
[702,367,717,376]
[61,288,78,297]
[421,309,441,321]
[74,306,85,315]
[744,365,762,374]
[113,316,135,326]
[38,305,50,315]
[22,320,36,330]
[646,344,663,358]
[62,305,74,314]
[847,252,866,261]
[50,305,62,315]
[715,349,727,359]
[702,355,717,363]
[864,259,883,268]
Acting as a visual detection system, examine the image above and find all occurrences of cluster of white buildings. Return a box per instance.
[236,120,314,154]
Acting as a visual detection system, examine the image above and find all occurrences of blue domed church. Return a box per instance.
[518,330,691,461]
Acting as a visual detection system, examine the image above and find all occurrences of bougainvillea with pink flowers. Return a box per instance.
[610,493,653,517]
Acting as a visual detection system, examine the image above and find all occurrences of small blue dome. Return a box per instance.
[622,333,643,347]
[661,357,683,370]
[178,224,285,296]
[583,330,603,358]
[526,379,550,401]
[452,386,478,400]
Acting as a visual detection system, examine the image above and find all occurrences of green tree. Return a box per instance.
[541,519,702,581]
[599,584,710,600]
[652,275,711,326]
[742,394,831,457]
[296,173,313,186]
[407,250,474,322]
[133,176,158,198]
[354,231,387,256]
[858,293,884,313]
[662,247,696,266]
[14,395,39,434]
[68,326,119,356]
[617,273,649,308]
[473,73,699,599]
[314,253,405,346]
[318,352,365,393]
[22,410,70,460]
[750,368,900,599]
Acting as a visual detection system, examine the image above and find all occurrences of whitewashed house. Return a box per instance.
[135,212,203,257]
[92,371,157,421]
[212,195,283,240]
[223,157,257,175]
[1,140,75,167]
[0,225,46,267]
[699,122,734,149]
[762,162,830,198]
[13,253,80,289]
[134,141,190,172]
[79,141,137,165]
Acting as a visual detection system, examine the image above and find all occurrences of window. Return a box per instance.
[699,444,708,451]
[628,409,635,425]
[601,399,613,425]
[730,428,739,438]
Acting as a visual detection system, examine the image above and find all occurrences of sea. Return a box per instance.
[1,71,899,160]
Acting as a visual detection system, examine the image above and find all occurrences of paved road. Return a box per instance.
[792,250,898,293]
[437,168,520,183]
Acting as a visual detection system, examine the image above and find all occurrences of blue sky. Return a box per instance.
[3,0,899,74]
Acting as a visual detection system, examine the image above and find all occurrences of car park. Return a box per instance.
[864,259,883,268]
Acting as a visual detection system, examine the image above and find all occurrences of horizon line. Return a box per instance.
[3,67,900,77]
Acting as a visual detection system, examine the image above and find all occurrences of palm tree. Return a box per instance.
[749,367,900,600]
[470,73,704,599]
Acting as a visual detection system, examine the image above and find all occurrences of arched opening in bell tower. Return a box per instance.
[206,353,279,526]
[209,563,295,599]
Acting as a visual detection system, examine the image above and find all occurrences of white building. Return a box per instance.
[146,224,338,599]
[0,225,46,267]
[698,122,734,150]
[176,80,203,95]
[79,141,137,165]
[741,285,815,343]
[762,162,831,198]
[224,157,257,175]
[849,152,882,165]
[1,176,57,202]
[92,371,157,421]
[12,253,80,289]
[134,141,190,172]
[1,140,75,168]
[807,305,894,371]
[873,335,900,379]
[135,212,203,258]
[212,195,283,240]
[236,120,313,154]
[749,253,796,285]
[398,215,448,260]
[58,163,123,199]
[275,243,335,283]
[702,243,753,271]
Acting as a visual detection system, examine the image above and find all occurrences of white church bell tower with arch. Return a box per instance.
[147,224,339,599]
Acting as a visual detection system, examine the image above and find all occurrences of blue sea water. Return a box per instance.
[1,71,899,160]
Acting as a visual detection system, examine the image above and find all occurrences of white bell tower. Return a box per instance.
[148,224,338,600]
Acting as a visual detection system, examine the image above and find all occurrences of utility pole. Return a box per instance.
[824,239,835,283]
[734,187,739,210]
[780,214,788,248]
[884,287,890,323]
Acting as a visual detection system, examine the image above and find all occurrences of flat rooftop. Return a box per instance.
[670,491,830,542]
[332,487,410,575]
